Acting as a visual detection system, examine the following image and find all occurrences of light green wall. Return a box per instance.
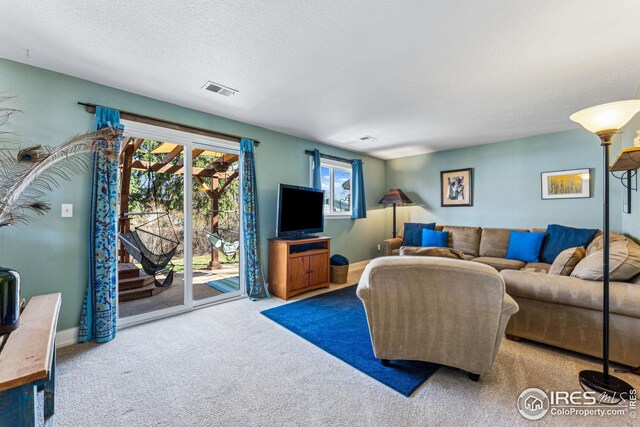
[385,130,623,233]
[4,57,634,332]
[0,59,387,331]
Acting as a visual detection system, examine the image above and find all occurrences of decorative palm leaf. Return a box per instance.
[0,119,121,227]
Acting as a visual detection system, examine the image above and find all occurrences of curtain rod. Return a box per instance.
[304,150,362,164]
[78,102,260,146]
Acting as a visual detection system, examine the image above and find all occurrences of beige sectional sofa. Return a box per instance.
[379,225,640,368]
[381,225,552,273]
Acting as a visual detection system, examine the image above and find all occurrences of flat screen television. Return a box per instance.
[277,184,324,239]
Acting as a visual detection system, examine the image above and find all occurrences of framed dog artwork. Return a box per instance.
[441,168,473,207]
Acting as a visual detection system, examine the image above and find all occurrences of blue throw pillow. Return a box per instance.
[540,224,598,264]
[506,231,546,263]
[421,229,449,248]
[402,222,436,246]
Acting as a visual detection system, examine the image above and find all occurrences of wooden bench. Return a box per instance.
[0,293,61,427]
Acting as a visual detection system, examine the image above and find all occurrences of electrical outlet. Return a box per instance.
[377,244,381,251]
[61,204,73,218]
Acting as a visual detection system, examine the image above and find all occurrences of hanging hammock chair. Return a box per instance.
[205,230,240,261]
[119,213,179,288]
[205,203,240,262]
[118,153,179,288]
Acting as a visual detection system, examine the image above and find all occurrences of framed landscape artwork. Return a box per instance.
[541,168,590,199]
[441,168,473,207]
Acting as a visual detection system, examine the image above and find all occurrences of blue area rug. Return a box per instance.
[261,285,440,396]
[206,276,240,293]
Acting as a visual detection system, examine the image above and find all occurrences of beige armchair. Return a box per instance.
[380,236,403,256]
[356,256,519,380]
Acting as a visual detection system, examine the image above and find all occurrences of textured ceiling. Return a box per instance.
[1,1,640,159]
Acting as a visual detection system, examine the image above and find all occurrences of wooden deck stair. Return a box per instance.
[118,263,169,302]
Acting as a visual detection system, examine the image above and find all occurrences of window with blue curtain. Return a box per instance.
[309,150,367,219]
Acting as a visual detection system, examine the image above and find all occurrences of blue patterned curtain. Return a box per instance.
[312,149,322,190]
[351,159,366,219]
[240,138,270,300]
[79,106,123,343]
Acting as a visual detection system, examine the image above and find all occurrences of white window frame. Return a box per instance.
[310,157,352,218]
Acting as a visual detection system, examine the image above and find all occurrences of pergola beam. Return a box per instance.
[128,159,238,178]
[132,137,145,152]
[161,145,184,165]
[215,171,239,196]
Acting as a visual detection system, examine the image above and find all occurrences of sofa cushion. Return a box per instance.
[399,246,465,259]
[585,231,626,256]
[521,262,552,273]
[391,248,400,256]
[472,257,525,271]
[549,247,586,276]
[501,270,640,318]
[421,229,449,247]
[442,225,482,257]
[506,231,545,263]
[401,222,436,246]
[479,228,528,258]
[572,239,640,281]
[540,224,598,264]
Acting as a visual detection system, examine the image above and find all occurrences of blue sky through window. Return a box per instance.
[333,169,350,212]
[316,163,351,214]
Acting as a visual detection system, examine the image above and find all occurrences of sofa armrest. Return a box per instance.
[380,238,403,256]
[502,293,519,316]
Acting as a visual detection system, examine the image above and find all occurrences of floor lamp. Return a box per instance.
[378,188,413,238]
[570,99,640,399]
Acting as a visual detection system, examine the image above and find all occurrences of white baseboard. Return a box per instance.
[56,327,79,348]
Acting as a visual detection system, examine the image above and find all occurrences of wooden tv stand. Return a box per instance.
[268,237,331,300]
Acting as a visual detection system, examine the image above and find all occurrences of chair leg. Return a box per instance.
[381,359,391,367]
[467,372,480,382]
[505,334,522,342]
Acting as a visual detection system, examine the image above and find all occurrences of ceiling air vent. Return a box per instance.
[359,135,377,142]
[202,81,238,97]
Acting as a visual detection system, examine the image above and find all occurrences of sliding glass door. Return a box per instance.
[117,122,243,326]
[190,145,242,305]
[117,138,187,319]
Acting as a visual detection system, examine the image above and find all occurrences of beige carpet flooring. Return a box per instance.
[55,281,639,427]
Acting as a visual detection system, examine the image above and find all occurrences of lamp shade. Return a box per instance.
[378,188,413,205]
[570,100,640,134]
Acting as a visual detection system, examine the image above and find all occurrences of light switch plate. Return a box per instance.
[61,204,73,218]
